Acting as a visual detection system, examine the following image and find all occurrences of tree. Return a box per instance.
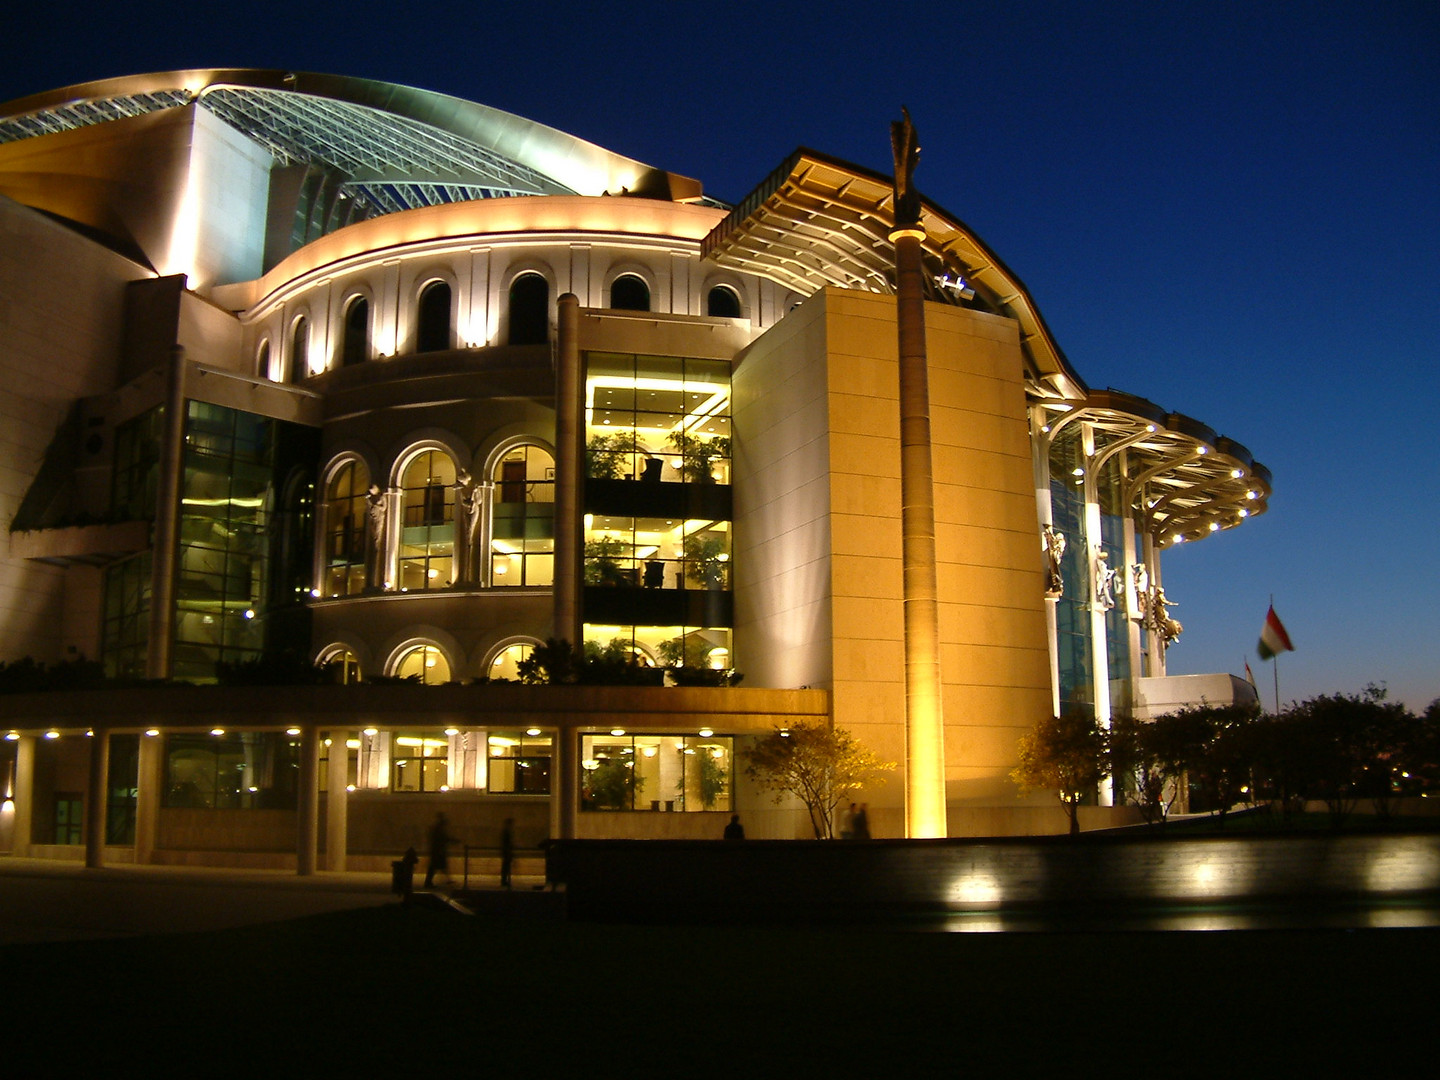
[1280,685,1414,825]
[1112,704,1257,826]
[1011,710,1108,835]
[742,720,895,839]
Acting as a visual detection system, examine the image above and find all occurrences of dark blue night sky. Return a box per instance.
[4,0,1436,708]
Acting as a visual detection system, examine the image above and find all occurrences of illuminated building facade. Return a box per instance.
[0,71,1267,866]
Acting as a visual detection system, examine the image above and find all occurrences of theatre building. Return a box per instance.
[0,71,1267,868]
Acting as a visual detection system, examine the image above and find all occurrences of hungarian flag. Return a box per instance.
[1256,605,1294,660]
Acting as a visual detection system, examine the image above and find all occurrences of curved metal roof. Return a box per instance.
[1036,390,1271,546]
[0,69,705,211]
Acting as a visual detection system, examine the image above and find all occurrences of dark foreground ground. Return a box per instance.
[2,901,1434,1075]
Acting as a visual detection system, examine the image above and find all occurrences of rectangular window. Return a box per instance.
[580,733,732,812]
[53,795,83,844]
[486,730,552,794]
[163,732,300,809]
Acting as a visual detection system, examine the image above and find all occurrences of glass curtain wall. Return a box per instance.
[1096,461,1134,685]
[172,403,316,680]
[1049,428,1092,713]
[582,353,734,669]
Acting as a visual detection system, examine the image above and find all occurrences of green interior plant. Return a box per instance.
[585,433,630,479]
[584,535,627,584]
[666,431,731,484]
[682,532,729,589]
[585,756,644,809]
[690,746,728,809]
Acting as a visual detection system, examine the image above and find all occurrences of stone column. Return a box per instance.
[12,735,35,856]
[134,732,163,864]
[326,729,349,872]
[84,727,110,869]
[553,293,584,645]
[892,225,948,839]
[1081,424,1114,806]
[889,110,947,839]
[147,345,187,679]
[555,725,577,841]
[296,725,320,875]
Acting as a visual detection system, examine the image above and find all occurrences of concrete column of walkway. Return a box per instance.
[134,732,162,864]
[12,735,35,856]
[556,721,578,840]
[297,725,320,875]
[326,728,349,871]
[84,727,110,868]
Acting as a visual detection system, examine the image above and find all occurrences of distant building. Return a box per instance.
[0,71,1265,867]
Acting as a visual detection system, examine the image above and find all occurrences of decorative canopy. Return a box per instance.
[1036,390,1271,545]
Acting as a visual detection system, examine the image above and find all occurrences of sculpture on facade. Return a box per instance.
[365,484,387,588]
[890,106,922,228]
[1131,563,1150,621]
[454,469,482,583]
[1043,524,1066,598]
[1094,549,1116,611]
[1150,586,1183,647]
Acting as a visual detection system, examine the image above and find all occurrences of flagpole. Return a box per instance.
[1269,593,1280,714]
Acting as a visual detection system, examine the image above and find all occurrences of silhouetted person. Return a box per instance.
[723,813,745,840]
[852,803,871,840]
[841,802,858,840]
[500,817,515,888]
[424,811,451,888]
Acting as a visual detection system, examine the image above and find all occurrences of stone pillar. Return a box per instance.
[1146,536,1165,678]
[891,225,948,839]
[553,293,584,645]
[1081,424,1114,806]
[147,345,187,679]
[297,725,320,875]
[556,725,577,840]
[12,735,35,856]
[888,110,947,839]
[134,732,163,865]
[84,728,110,869]
[326,729,349,872]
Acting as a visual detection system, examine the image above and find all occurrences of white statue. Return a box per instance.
[1043,524,1066,598]
[1094,549,1116,611]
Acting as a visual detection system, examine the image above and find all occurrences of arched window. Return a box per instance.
[256,341,271,379]
[323,460,370,597]
[488,641,535,681]
[610,274,650,312]
[707,285,742,318]
[394,643,451,685]
[290,318,309,383]
[508,273,549,345]
[490,444,554,587]
[319,646,361,684]
[398,449,457,590]
[342,296,369,366]
[416,281,452,353]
